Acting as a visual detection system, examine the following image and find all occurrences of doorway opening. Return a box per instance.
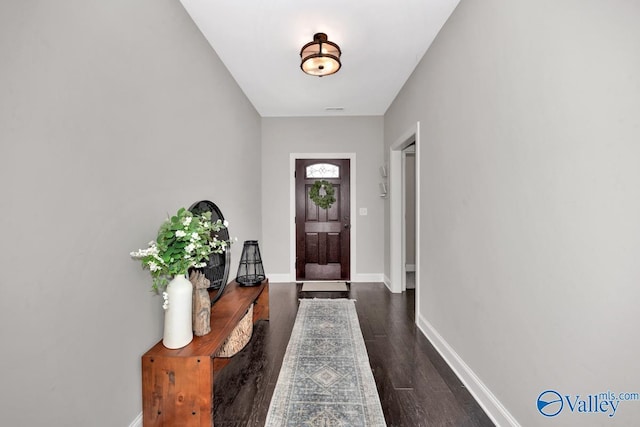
[402,144,416,292]
[389,122,421,323]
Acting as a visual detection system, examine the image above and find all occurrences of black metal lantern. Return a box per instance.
[236,240,265,287]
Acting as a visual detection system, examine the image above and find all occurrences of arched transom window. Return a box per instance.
[305,163,340,178]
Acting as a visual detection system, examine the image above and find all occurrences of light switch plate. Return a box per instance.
[359,208,368,216]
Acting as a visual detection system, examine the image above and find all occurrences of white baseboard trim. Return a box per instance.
[129,412,142,427]
[383,275,392,291]
[352,273,384,283]
[267,273,293,283]
[406,263,416,272]
[416,314,520,427]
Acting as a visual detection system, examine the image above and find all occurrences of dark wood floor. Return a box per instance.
[213,282,495,427]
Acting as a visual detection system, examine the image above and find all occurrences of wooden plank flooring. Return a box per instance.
[213,282,495,426]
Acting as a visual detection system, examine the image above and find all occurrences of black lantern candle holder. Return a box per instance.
[236,240,265,286]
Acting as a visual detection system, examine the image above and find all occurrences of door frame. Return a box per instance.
[389,122,421,320]
[289,153,356,282]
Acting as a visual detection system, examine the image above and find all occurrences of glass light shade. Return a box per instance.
[300,33,341,77]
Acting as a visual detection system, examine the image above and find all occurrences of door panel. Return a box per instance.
[305,234,319,263]
[296,159,350,281]
[327,233,340,263]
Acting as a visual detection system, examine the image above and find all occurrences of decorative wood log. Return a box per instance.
[214,305,253,357]
[190,270,211,336]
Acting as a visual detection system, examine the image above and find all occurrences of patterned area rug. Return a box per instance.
[265,299,386,426]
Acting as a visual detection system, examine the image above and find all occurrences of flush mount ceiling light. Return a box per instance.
[300,33,341,77]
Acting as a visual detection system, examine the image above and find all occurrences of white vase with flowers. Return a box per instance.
[131,207,229,349]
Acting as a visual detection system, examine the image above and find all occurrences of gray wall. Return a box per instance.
[384,0,640,425]
[261,117,384,281]
[0,1,261,425]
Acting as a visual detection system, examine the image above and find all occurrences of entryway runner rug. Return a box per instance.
[265,299,386,426]
[300,281,349,292]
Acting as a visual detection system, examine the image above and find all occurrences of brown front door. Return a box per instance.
[296,159,350,281]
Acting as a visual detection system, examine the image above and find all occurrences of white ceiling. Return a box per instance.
[179,0,460,117]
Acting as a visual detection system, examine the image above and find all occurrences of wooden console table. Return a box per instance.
[141,279,269,426]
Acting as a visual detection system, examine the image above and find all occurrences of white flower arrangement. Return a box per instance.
[131,207,228,292]
[162,292,169,309]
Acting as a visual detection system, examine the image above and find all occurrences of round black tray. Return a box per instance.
[188,200,231,305]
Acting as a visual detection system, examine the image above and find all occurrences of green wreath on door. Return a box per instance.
[309,180,336,209]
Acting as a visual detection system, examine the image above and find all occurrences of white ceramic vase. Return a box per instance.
[162,274,193,349]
